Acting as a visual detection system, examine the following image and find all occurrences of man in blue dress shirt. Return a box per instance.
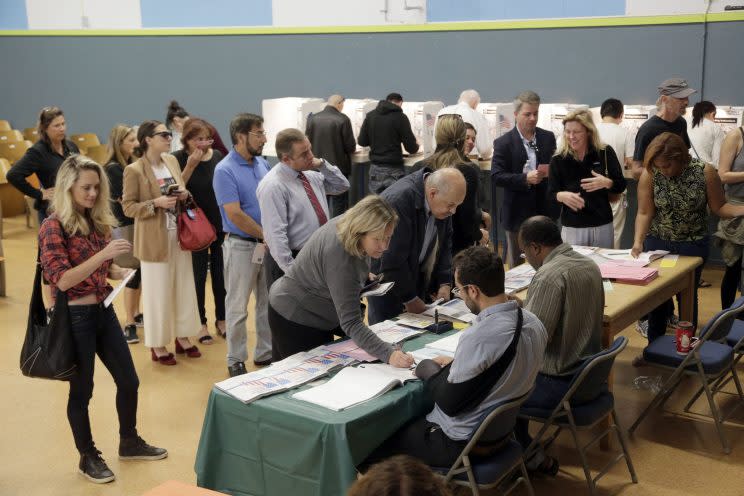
[213,113,273,377]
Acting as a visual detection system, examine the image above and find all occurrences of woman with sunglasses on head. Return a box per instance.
[122,120,201,365]
[104,124,143,345]
[7,106,80,225]
[39,155,166,484]
[172,118,226,343]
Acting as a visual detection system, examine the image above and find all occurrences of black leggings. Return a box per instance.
[68,304,139,454]
[721,257,742,310]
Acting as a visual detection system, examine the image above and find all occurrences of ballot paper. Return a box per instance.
[423,298,476,323]
[425,331,463,354]
[368,320,424,343]
[103,270,137,308]
[410,347,454,363]
[504,264,536,295]
[595,249,669,267]
[322,339,378,362]
[394,313,436,329]
[292,364,419,411]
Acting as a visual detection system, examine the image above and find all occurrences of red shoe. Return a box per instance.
[150,348,177,366]
[175,339,201,358]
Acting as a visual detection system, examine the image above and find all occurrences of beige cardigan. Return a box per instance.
[122,153,186,262]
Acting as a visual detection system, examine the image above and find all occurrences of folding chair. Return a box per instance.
[22,128,38,142]
[70,133,100,154]
[520,336,637,496]
[0,120,10,132]
[628,297,744,454]
[0,130,23,143]
[84,144,109,165]
[431,392,535,496]
[0,141,31,165]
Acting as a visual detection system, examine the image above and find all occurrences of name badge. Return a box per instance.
[252,243,265,265]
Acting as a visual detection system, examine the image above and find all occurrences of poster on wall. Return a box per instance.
[401,101,444,155]
[341,98,378,152]
[261,97,325,156]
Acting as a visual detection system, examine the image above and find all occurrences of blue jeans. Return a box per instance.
[644,235,709,342]
[68,304,140,454]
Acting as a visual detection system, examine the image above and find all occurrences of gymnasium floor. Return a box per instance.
[2,214,744,496]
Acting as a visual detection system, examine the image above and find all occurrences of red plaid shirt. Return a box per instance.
[39,215,113,303]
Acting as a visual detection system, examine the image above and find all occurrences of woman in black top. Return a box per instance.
[7,106,80,224]
[104,124,142,344]
[172,118,225,343]
[415,115,489,254]
[549,109,626,248]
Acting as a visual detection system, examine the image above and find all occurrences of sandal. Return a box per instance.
[215,320,227,338]
[196,324,215,345]
[698,279,712,288]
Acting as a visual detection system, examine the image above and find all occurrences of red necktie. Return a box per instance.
[298,172,328,226]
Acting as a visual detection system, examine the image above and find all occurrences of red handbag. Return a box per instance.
[177,195,217,251]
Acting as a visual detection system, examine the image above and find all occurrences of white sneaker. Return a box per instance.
[635,320,648,338]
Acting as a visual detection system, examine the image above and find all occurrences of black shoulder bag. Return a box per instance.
[20,248,77,381]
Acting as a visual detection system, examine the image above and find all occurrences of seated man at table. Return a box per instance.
[359,246,548,469]
[515,215,604,474]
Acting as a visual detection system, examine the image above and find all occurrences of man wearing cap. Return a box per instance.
[631,78,695,180]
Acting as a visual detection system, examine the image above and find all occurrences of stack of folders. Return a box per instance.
[598,264,659,285]
[292,364,419,411]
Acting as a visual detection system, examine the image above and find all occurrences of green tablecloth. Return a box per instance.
[194,332,449,496]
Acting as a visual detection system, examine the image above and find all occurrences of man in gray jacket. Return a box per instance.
[305,95,356,217]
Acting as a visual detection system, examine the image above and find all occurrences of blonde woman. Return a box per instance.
[104,124,142,344]
[39,155,166,484]
[268,195,414,368]
[122,120,200,365]
[549,109,626,248]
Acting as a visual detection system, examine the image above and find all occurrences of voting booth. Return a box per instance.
[476,102,516,142]
[590,104,656,149]
[261,97,326,156]
[537,103,590,141]
[401,101,444,155]
[341,98,378,152]
[683,105,744,135]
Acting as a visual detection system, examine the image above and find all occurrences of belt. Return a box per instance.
[228,233,263,243]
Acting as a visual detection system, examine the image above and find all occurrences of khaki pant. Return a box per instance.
[140,230,200,347]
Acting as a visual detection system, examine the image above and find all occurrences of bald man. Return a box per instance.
[436,89,493,159]
[368,168,467,324]
[305,94,356,217]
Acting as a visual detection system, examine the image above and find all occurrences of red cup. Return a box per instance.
[675,321,694,355]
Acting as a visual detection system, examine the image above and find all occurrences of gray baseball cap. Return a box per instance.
[658,78,697,98]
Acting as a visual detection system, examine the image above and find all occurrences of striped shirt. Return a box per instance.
[525,243,603,376]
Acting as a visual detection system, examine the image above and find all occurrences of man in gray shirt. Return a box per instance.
[515,215,604,474]
[360,246,547,469]
[257,128,349,289]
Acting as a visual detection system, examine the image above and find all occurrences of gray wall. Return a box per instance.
[1,21,742,141]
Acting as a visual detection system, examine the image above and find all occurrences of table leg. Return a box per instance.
[600,324,612,451]
[679,269,695,324]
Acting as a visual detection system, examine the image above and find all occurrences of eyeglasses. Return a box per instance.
[451,285,472,297]
[153,131,173,139]
[249,131,267,138]
[527,140,539,153]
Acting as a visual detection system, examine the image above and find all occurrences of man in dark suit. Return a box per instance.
[367,167,466,324]
[491,90,557,268]
[305,94,357,217]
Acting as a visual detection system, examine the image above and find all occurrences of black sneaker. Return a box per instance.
[134,313,144,328]
[123,324,139,344]
[228,361,247,377]
[119,436,168,461]
[79,450,115,484]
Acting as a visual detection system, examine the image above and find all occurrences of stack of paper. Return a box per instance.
[369,320,425,342]
[505,264,536,294]
[322,339,377,362]
[596,249,669,267]
[214,349,356,403]
[423,298,476,323]
[394,313,435,329]
[425,332,463,354]
[292,364,418,411]
[598,264,659,285]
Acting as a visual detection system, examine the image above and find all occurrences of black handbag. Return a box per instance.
[19,263,77,380]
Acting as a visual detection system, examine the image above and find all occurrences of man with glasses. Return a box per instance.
[213,113,273,377]
[367,168,466,324]
[305,95,356,217]
[257,128,349,311]
[491,91,557,268]
[514,216,603,474]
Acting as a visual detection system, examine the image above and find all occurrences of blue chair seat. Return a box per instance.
[643,336,733,375]
[521,392,614,426]
[431,439,523,483]
[726,320,744,349]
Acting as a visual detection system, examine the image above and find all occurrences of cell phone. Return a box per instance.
[166,184,182,196]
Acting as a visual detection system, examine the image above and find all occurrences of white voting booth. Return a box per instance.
[476,102,516,142]
[401,101,444,155]
[537,103,590,141]
[261,97,325,156]
[590,104,656,149]
[341,98,378,152]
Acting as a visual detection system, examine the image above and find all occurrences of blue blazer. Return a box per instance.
[490,127,558,232]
